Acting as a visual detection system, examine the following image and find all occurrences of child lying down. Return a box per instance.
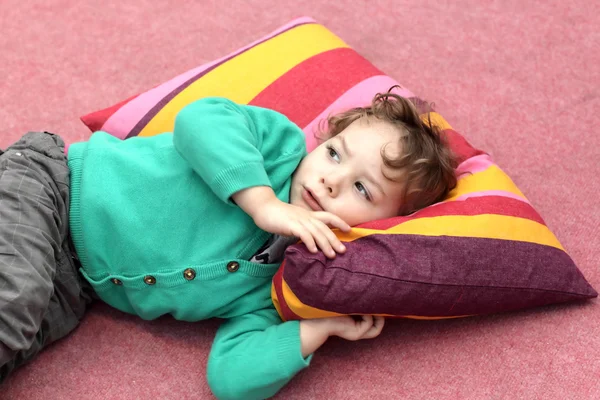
[0,88,456,399]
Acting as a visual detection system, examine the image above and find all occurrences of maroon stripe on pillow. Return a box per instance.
[125,21,316,139]
[249,48,383,129]
[444,129,486,164]
[357,195,545,230]
[283,235,597,317]
[272,260,302,321]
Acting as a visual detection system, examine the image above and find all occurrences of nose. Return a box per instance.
[320,171,345,197]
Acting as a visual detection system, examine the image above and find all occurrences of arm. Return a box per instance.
[173,97,301,204]
[174,97,351,257]
[206,307,310,400]
[207,308,385,400]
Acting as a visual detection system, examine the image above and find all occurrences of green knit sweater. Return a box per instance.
[68,97,309,400]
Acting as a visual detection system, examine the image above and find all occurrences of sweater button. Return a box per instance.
[226,261,240,273]
[143,275,157,285]
[111,278,123,285]
[183,268,196,280]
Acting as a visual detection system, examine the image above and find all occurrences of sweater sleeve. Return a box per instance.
[172,97,301,204]
[207,307,311,400]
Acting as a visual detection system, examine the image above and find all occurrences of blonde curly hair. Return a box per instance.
[318,86,458,215]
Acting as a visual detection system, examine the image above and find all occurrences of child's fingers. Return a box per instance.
[315,212,351,232]
[291,225,318,254]
[310,213,348,254]
[293,220,334,257]
[292,214,347,258]
[354,315,374,338]
[310,219,346,255]
[361,316,385,340]
[303,220,336,258]
[358,315,374,327]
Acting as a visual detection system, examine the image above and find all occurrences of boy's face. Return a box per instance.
[290,118,406,227]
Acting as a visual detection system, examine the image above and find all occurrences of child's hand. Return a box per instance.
[300,315,385,357]
[254,197,351,259]
[232,186,351,258]
[324,315,385,341]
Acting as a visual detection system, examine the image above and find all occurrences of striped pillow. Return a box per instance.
[273,124,598,320]
[80,17,597,321]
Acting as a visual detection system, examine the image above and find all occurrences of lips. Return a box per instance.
[301,188,324,212]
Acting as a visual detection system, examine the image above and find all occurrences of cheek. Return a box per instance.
[375,202,402,220]
[341,194,403,225]
[293,160,309,182]
[297,153,318,174]
[329,196,371,225]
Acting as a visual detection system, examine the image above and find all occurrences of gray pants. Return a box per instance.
[0,132,93,382]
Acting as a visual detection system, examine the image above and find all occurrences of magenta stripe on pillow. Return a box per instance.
[101,17,316,139]
[283,235,597,317]
[456,154,495,177]
[359,195,545,231]
[453,190,530,203]
[301,75,414,151]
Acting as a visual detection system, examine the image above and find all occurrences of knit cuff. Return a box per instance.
[210,161,271,204]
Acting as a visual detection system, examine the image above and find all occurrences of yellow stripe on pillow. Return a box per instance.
[139,24,349,137]
[446,165,526,199]
[281,279,344,319]
[421,112,452,131]
[339,214,564,250]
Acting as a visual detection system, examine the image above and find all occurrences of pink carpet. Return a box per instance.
[2,1,599,399]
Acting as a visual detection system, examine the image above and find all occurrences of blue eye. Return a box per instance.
[355,182,372,201]
[327,145,340,162]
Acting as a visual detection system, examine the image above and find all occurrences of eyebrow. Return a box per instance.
[339,135,354,157]
[338,136,387,198]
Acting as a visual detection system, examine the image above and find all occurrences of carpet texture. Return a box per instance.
[1,1,598,399]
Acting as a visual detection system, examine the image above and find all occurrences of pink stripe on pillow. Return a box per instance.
[302,75,415,151]
[101,64,218,138]
[456,154,495,178]
[101,17,317,139]
[453,191,531,204]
